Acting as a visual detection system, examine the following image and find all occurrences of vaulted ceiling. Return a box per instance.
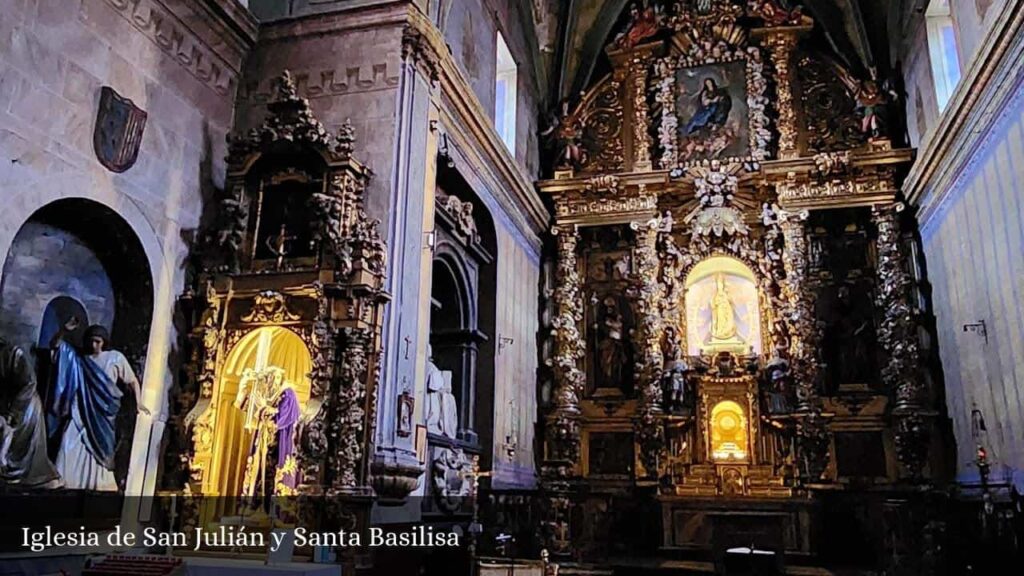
[531,0,897,105]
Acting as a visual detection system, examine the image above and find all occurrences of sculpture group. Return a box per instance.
[0,317,146,491]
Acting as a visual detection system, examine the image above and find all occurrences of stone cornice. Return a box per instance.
[404,9,551,238]
[904,0,1024,224]
[254,0,409,42]
[100,0,257,97]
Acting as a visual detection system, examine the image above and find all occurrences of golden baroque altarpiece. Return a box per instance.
[163,71,394,531]
[539,1,936,558]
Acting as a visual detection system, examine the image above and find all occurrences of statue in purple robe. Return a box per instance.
[233,366,300,501]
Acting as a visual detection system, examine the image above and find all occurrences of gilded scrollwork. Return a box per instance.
[578,78,625,173]
[798,54,867,152]
[241,290,301,323]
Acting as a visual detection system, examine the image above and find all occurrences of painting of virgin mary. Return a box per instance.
[684,78,732,135]
[674,61,750,162]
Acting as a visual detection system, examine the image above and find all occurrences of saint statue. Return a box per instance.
[46,318,149,491]
[234,366,300,500]
[709,274,738,342]
[597,297,627,388]
[0,338,60,488]
[425,345,458,439]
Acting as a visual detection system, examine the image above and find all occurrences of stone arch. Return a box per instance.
[0,197,155,490]
[428,163,498,468]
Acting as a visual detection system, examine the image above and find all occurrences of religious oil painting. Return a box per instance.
[580,225,636,396]
[675,61,750,163]
[684,257,761,356]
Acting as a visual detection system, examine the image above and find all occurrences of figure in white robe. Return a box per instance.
[424,347,458,439]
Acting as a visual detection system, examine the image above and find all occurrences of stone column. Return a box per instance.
[779,211,830,482]
[873,203,929,480]
[631,217,665,478]
[545,224,584,469]
[369,26,435,503]
[764,32,800,159]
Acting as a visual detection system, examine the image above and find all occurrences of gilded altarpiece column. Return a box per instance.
[546,225,585,470]
[761,30,803,159]
[632,218,665,478]
[873,204,929,480]
[779,212,830,482]
[542,224,584,557]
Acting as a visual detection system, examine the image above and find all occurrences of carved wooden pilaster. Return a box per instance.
[546,225,584,470]
[632,218,665,477]
[873,203,929,480]
[330,327,370,493]
[765,32,800,159]
[630,54,653,171]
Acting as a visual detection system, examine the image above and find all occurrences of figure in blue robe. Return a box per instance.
[46,319,148,491]
[684,78,732,135]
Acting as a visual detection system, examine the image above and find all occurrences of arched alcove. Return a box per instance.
[206,326,312,498]
[0,198,154,490]
[683,256,761,356]
[710,400,748,462]
[428,163,497,470]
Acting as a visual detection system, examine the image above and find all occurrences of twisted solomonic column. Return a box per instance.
[872,203,930,480]
[779,210,830,483]
[631,217,666,478]
[545,225,585,472]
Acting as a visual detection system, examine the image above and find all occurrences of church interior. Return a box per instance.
[1,0,1023,574]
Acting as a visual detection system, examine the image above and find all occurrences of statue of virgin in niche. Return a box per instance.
[709,274,738,342]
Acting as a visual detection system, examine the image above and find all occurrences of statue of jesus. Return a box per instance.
[234,366,300,501]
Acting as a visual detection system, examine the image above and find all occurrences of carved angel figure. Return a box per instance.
[834,63,898,138]
[542,100,586,170]
[616,0,665,49]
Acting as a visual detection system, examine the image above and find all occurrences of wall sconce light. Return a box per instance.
[425,230,436,251]
[963,320,988,344]
[505,399,519,461]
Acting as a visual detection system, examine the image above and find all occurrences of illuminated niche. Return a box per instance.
[206,326,312,498]
[710,400,749,461]
[684,256,761,356]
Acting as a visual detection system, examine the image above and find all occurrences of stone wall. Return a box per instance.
[0,0,255,500]
[894,0,1008,147]
[901,0,1024,488]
